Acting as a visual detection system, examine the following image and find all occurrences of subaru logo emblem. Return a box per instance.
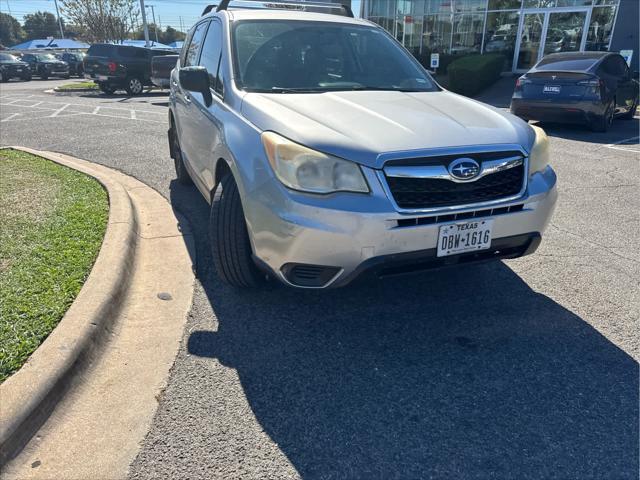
[449,158,480,180]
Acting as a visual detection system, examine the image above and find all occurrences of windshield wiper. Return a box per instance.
[270,87,324,93]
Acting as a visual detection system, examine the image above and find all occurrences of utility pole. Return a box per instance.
[146,5,159,44]
[53,0,65,39]
[139,0,150,47]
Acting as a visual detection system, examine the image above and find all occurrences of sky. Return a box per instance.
[2,0,362,33]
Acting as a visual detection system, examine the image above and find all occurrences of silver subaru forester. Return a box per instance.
[168,2,557,289]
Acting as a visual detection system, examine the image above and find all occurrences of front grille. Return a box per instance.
[395,204,524,228]
[384,152,525,209]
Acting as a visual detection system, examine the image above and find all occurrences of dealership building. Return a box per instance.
[358,0,639,72]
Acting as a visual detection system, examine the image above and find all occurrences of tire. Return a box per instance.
[0,71,7,83]
[21,73,32,81]
[62,74,70,79]
[209,174,262,288]
[98,83,116,95]
[40,69,48,80]
[621,98,638,120]
[125,76,143,96]
[171,128,193,185]
[591,100,614,132]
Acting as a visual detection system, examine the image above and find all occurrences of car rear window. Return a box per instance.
[118,47,148,59]
[536,57,599,71]
[87,45,114,57]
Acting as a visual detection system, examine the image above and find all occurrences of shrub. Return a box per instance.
[447,54,505,96]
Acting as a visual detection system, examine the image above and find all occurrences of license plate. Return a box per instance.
[437,219,493,257]
[543,85,561,94]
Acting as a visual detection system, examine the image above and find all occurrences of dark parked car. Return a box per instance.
[57,52,86,77]
[151,54,178,88]
[21,53,70,80]
[0,53,31,82]
[83,44,176,95]
[511,52,639,132]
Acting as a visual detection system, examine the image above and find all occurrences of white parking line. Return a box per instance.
[1,113,20,122]
[605,136,640,153]
[0,93,166,124]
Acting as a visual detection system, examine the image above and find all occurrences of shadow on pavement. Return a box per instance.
[536,117,639,145]
[169,180,638,478]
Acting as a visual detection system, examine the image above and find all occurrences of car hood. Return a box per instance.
[240,90,534,168]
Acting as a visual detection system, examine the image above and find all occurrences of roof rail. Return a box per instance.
[202,0,354,18]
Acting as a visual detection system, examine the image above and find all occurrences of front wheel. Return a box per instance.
[125,76,143,96]
[209,174,263,288]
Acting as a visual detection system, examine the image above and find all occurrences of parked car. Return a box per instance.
[21,53,70,79]
[57,52,86,77]
[151,54,179,88]
[511,52,639,132]
[169,1,557,289]
[84,44,176,95]
[0,53,32,82]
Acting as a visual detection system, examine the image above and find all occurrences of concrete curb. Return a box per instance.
[0,147,140,465]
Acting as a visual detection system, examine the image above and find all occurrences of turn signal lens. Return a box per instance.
[107,61,117,73]
[529,125,550,175]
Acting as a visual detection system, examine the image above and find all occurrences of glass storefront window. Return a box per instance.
[422,14,454,54]
[593,0,618,5]
[522,0,556,7]
[452,13,485,54]
[368,0,398,17]
[543,11,587,54]
[401,15,425,54]
[585,6,616,50]
[454,0,488,11]
[484,11,519,69]
[488,0,521,8]
[556,0,592,6]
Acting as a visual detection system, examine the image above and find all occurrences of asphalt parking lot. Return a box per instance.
[1,79,638,479]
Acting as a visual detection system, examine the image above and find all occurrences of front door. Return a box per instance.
[514,9,589,73]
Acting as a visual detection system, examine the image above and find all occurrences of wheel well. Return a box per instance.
[215,159,231,188]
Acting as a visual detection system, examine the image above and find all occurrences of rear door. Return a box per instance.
[189,18,225,191]
[175,20,210,177]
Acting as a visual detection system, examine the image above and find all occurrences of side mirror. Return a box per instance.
[179,66,212,106]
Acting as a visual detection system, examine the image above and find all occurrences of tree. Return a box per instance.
[0,13,25,46]
[23,11,61,39]
[61,0,139,43]
[134,24,185,45]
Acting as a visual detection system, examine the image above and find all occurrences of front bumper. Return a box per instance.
[246,164,557,288]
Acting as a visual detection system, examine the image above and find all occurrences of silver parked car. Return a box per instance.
[168,0,558,288]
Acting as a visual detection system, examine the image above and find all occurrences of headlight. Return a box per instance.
[529,125,550,174]
[262,132,369,194]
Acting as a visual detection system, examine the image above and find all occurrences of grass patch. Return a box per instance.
[0,149,108,383]
[56,81,98,91]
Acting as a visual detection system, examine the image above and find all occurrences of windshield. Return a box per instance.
[0,53,19,62]
[232,21,439,93]
[36,54,57,61]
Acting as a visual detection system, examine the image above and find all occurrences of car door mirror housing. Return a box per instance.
[179,66,212,106]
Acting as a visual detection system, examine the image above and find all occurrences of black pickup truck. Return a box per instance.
[83,44,176,95]
[151,54,178,88]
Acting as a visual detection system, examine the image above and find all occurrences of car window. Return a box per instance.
[87,45,113,57]
[536,56,599,71]
[232,20,438,93]
[199,19,223,94]
[184,21,210,67]
[118,47,148,59]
